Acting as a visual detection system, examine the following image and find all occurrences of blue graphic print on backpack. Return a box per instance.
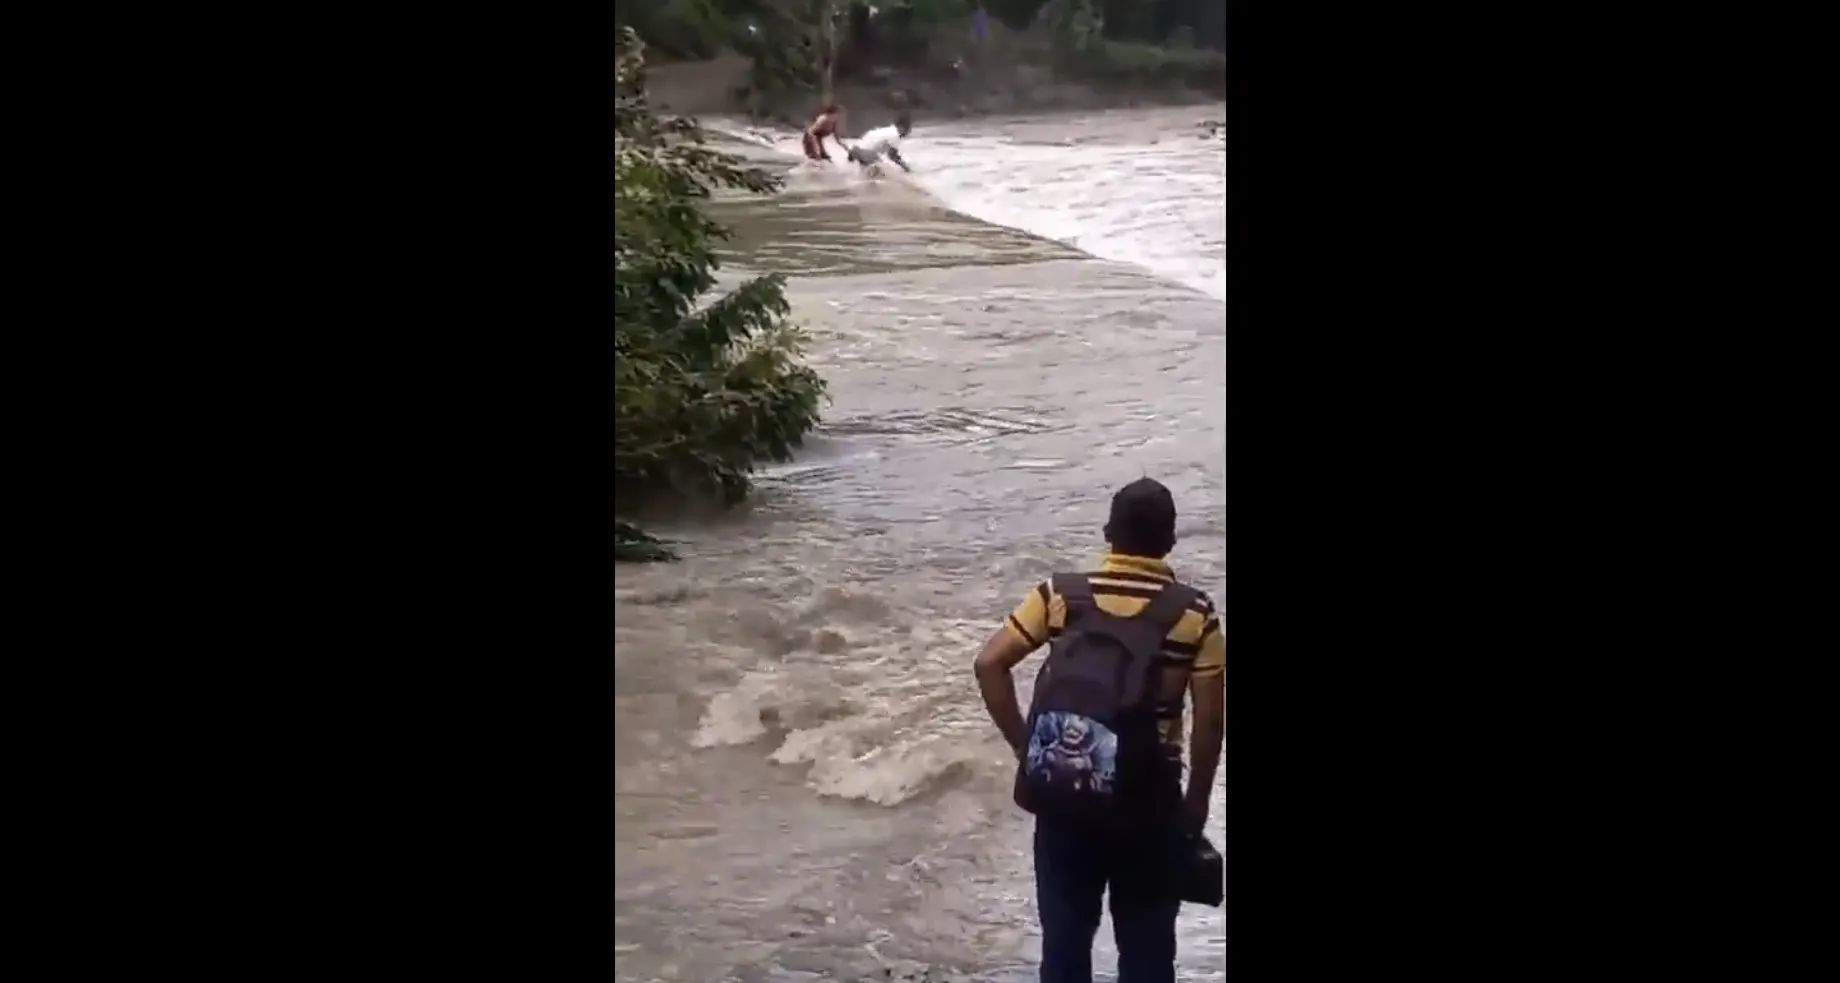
[1026,711,1120,795]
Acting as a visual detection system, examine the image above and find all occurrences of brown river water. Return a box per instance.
[615,106,1227,982]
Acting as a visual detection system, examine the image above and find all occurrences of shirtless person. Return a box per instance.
[801,102,844,161]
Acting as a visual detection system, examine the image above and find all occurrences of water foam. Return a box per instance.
[911,120,1225,302]
[692,666,994,807]
[677,582,1005,808]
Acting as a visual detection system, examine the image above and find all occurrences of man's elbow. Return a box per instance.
[973,640,1018,679]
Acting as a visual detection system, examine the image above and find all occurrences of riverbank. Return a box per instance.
[642,26,1224,127]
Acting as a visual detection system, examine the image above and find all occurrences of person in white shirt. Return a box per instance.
[845,114,914,174]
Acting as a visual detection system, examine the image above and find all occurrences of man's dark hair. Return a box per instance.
[1103,478,1178,558]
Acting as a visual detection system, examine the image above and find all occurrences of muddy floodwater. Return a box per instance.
[616,106,1227,982]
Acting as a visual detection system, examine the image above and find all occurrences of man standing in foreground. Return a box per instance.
[973,478,1225,983]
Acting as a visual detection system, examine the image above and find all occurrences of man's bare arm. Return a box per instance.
[1184,610,1226,830]
[973,625,1038,756]
[1185,672,1224,827]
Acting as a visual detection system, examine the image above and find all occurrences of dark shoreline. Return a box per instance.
[643,50,1222,130]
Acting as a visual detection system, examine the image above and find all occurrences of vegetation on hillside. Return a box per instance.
[615,27,828,562]
[615,0,1226,112]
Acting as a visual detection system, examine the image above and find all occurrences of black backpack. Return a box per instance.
[1014,573,1197,827]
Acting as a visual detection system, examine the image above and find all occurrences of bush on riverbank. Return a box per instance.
[615,28,828,563]
[1053,34,1225,92]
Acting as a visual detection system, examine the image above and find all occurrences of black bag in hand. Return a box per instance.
[1176,833,1224,907]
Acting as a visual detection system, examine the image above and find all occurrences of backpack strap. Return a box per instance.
[1053,573,1196,635]
[1052,572,1096,623]
[1135,581,1200,635]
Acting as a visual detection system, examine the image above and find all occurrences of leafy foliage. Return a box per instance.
[617,0,1225,113]
[615,0,735,60]
[615,28,828,561]
[1029,0,1224,89]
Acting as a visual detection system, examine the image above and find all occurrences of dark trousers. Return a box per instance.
[1034,818,1180,983]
